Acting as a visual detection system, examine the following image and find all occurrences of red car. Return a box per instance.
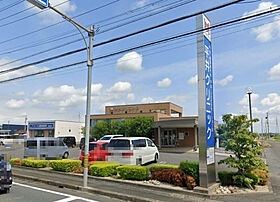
[79,141,108,162]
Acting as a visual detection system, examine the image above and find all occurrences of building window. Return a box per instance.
[69,129,71,132]
[185,132,189,136]
[111,111,113,114]
[140,110,143,113]
[125,111,127,114]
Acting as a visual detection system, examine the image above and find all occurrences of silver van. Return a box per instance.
[24,138,69,159]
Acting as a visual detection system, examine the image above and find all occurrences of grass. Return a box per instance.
[274,136,280,141]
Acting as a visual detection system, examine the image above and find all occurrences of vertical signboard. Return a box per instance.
[196,14,216,188]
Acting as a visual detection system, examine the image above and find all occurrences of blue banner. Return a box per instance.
[204,36,215,147]
[28,122,55,130]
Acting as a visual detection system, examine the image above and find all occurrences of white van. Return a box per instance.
[98,134,123,143]
[107,137,159,165]
[24,138,69,159]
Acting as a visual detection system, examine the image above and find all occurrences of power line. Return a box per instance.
[0,0,24,14]
[0,0,195,66]
[2,4,279,84]
[0,0,246,75]
[0,0,120,44]
[0,0,183,55]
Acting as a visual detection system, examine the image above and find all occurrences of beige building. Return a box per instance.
[90,102,198,148]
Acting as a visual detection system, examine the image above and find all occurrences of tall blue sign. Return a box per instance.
[27,0,49,9]
[204,37,215,147]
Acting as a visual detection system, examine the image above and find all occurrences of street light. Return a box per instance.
[247,87,253,133]
[27,0,94,187]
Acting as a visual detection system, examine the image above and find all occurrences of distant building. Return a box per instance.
[90,102,198,148]
[1,124,26,135]
[28,120,84,144]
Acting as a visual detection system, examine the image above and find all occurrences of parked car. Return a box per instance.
[79,141,108,162]
[79,137,94,149]
[98,134,123,143]
[107,137,159,165]
[0,155,12,193]
[58,136,76,148]
[24,138,69,159]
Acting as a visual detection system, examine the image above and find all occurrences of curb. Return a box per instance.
[13,174,156,202]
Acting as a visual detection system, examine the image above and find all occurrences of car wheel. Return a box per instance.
[62,152,69,159]
[4,188,10,193]
[154,153,158,163]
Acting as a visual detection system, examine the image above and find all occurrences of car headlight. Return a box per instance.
[6,163,11,171]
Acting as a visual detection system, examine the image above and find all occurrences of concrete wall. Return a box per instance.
[54,121,84,144]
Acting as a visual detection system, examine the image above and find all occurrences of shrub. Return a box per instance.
[10,158,22,166]
[244,173,259,186]
[233,175,254,189]
[151,168,197,189]
[22,159,49,168]
[149,164,179,173]
[90,162,120,177]
[117,165,149,181]
[49,160,81,172]
[179,161,199,184]
[218,171,237,186]
[251,169,269,185]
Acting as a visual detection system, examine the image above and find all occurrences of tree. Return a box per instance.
[218,114,265,174]
[92,120,111,139]
[124,117,153,138]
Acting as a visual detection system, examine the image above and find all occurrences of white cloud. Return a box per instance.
[269,104,280,114]
[107,81,132,93]
[141,97,154,103]
[133,0,147,9]
[268,62,280,80]
[163,95,189,103]
[117,52,143,72]
[239,93,259,106]
[244,2,280,42]
[157,78,172,88]
[25,0,76,24]
[16,91,25,96]
[127,93,135,101]
[188,74,197,85]
[216,75,234,86]
[261,93,280,106]
[6,99,26,109]
[0,58,49,82]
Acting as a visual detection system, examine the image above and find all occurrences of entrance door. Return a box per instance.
[161,129,176,146]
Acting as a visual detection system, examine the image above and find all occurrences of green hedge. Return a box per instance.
[49,159,81,172]
[218,171,260,188]
[10,158,22,166]
[117,165,149,181]
[218,171,237,186]
[149,164,179,172]
[22,159,49,168]
[179,161,199,184]
[90,162,120,177]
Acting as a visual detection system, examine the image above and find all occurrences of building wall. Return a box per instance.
[54,121,84,143]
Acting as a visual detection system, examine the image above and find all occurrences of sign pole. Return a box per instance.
[196,14,216,188]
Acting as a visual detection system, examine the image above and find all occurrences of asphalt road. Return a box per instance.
[0,179,123,202]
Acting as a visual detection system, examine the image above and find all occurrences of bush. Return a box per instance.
[117,165,149,181]
[151,168,196,189]
[233,175,254,189]
[251,169,269,185]
[49,160,81,172]
[90,162,120,177]
[10,158,22,166]
[218,171,237,186]
[179,161,199,184]
[22,159,49,168]
[149,164,179,173]
[244,173,259,186]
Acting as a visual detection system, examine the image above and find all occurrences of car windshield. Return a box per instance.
[108,139,130,150]
[100,136,111,141]
[82,143,97,151]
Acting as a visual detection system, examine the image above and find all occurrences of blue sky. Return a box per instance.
[0,0,280,133]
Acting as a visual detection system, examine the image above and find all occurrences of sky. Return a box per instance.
[0,0,280,133]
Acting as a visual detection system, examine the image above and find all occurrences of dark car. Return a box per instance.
[79,141,108,162]
[0,155,12,193]
[58,136,76,148]
[79,137,94,149]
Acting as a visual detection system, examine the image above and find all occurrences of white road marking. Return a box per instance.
[13,182,97,202]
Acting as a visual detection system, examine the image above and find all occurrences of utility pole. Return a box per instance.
[24,115,28,133]
[266,112,269,138]
[276,117,279,136]
[27,0,94,188]
[261,118,264,137]
[247,87,253,133]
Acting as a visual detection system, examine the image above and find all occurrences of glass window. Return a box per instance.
[27,140,37,149]
[102,143,108,150]
[132,139,146,147]
[58,141,65,146]
[108,139,130,150]
[89,143,97,151]
[100,136,111,141]
[147,139,153,147]
[47,140,55,146]
[40,141,46,147]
